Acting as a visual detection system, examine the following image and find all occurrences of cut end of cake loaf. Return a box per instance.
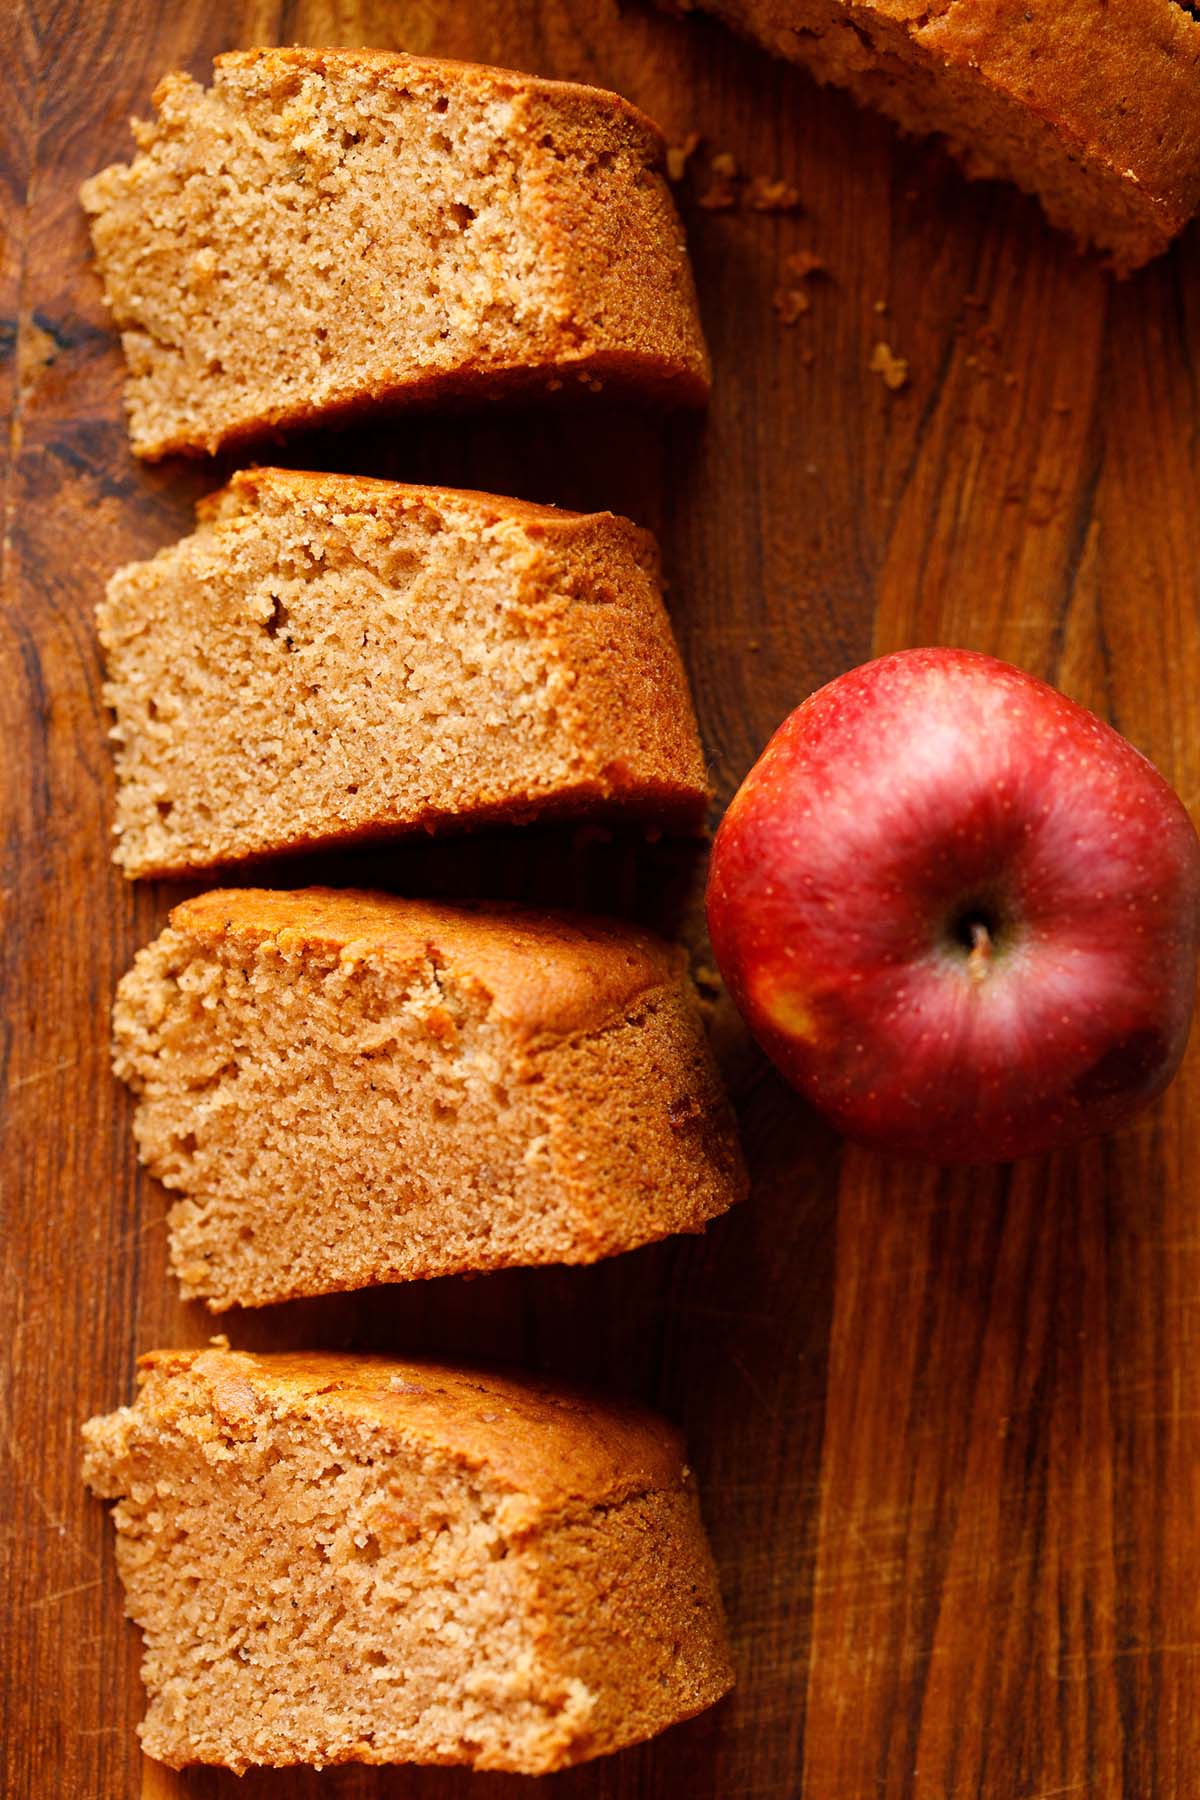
[79,47,710,457]
[113,888,747,1308]
[696,0,1200,272]
[82,1348,735,1772]
[98,469,710,878]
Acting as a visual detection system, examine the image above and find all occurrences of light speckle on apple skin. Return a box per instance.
[706,647,1200,1163]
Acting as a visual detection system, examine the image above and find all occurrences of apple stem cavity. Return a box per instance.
[948,903,1000,979]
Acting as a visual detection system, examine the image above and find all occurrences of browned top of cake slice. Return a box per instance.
[129,1347,687,1519]
[199,465,656,555]
[170,888,689,1046]
[917,0,1200,223]
[211,45,669,150]
[698,0,1200,268]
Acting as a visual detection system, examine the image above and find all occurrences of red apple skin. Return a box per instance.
[706,648,1200,1163]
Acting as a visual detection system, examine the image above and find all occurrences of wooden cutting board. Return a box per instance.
[5,2,1199,1795]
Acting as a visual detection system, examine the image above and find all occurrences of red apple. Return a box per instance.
[706,648,1200,1162]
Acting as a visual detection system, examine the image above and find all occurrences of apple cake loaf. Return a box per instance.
[689,0,1200,272]
[98,469,709,878]
[80,47,709,457]
[82,1347,735,1772]
[114,887,747,1308]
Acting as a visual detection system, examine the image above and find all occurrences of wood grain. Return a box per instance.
[3,2,1199,1795]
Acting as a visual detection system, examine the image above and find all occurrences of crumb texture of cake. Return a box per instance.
[693,0,1200,272]
[82,1348,735,1773]
[98,470,710,877]
[80,47,710,456]
[113,888,747,1308]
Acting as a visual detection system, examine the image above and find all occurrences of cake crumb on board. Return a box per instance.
[746,175,801,211]
[773,249,826,326]
[683,144,802,212]
[667,131,701,182]
[698,149,739,208]
[870,341,909,390]
[773,287,810,323]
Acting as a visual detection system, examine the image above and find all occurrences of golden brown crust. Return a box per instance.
[130,1348,686,1518]
[922,0,1200,234]
[201,465,596,532]
[168,887,688,1046]
[526,1485,734,1760]
[508,81,709,377]
[696,0,1200,270]
[213,46,670,151]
